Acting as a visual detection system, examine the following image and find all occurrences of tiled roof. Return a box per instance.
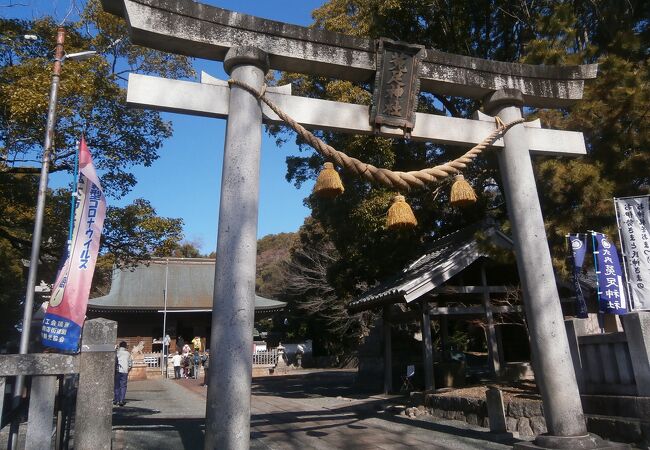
[348,223,512,312]
[87,258,286,312]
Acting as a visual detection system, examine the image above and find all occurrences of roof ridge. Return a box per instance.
[147,257,216,264]
[404,222,485,271]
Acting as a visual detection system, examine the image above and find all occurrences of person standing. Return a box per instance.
[186,353,194,379]
[193,350,200,379]
[192,335,202,352]
[114,341,132,406]
[162,334,171,368]
[181,345,190,378]
[201,349,210,386]
[172,351,182,379]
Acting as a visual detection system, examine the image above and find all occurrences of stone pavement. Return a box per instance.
[111,370,520,449]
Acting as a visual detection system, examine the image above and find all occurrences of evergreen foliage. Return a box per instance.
[273,0,649,353]
[0,1,191,342]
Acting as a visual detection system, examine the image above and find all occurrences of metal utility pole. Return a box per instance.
[162,258,169,376]
[19,27,65,355]
[10,27,66,450]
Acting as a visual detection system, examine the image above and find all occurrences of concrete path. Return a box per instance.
[111,370,519,449]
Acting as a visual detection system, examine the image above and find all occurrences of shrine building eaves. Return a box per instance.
[348,223,513,313]
[101,0,597,108]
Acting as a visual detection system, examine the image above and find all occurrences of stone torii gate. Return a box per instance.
[101,1,626,449]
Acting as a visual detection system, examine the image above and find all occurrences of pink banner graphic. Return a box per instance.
[42,137,106,351]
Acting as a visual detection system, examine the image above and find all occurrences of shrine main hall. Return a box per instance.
[87,258,286,353]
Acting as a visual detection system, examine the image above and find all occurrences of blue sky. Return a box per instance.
[7,0,325,254]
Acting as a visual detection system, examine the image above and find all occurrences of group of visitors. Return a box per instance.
[171,336,210,386]
[112,337,211,408]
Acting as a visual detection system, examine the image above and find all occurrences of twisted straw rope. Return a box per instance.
[228,79,525,192]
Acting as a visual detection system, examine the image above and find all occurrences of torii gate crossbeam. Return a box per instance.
[127,72,588,156]
[102,0,597,108]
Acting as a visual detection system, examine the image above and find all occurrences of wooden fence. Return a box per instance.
[565,311,650,397]
[0,318,116,450]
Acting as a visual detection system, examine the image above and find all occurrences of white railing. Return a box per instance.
[144,354,160,368]
[253,349,278,367]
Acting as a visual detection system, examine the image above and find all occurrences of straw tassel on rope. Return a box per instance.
[386,195,417,230]
[313,162,344,198]
[450,174,477,207]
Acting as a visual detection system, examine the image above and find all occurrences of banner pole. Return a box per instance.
[162,258,169,377]
[613,198,635,311]
[566,233,588,319]
[67,140,80,256]
[590,231,605,333]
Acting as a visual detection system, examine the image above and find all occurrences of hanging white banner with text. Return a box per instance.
[614,195,650,310]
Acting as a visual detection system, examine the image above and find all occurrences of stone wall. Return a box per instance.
[425,393,546,439]
[503,398,546,438]
[425,391,649,446]
[426,395,488,428]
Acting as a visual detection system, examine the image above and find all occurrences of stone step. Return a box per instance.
[585,413,650,448]
[582,394,650,420]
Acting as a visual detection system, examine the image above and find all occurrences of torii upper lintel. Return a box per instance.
[101,0,597,108]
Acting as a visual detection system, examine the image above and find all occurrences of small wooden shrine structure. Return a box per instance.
[349,223,526,392]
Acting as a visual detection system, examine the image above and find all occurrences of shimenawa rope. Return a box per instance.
[228,79,525,192]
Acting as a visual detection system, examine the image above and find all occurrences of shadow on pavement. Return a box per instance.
[252,402,519,447]
[251,370,367,399]
[112,405,161,422]
[251,409,363,436]
[380,412,520,446]
[113,417,205,449]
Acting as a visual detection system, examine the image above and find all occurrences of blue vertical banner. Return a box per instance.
[568,234,589,318]
[592,232,628,315]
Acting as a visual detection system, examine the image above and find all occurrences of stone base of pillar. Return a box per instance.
[514,433,629,449]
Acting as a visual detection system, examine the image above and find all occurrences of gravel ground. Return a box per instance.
[434,381,541,404]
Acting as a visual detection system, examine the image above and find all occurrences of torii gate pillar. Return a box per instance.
[205,46,268,450]
[485,90,623,449]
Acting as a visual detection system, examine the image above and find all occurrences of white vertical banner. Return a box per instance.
[614,195,650,310]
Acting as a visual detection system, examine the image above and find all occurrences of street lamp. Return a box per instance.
[64,50,97,61]
[9,26,97,450]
